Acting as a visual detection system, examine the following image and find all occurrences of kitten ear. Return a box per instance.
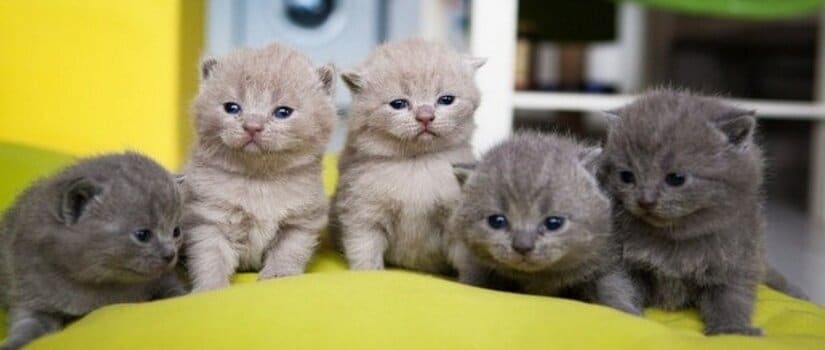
[464,57,487,71]
[59,177,103,225]
[174,173,185,185]
[316,64,337,96]
[341,70,365,94]
[452,163,477,187]
[601,109,621,126]
[712,109,756,146]
[200,56,218,80]
[578,146,603,175]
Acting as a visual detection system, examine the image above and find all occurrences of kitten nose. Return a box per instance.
[512,232,536,255]
[415,105,435,126]
[637,199,656,210]
[161,249,177,264]
[243,122,263,135]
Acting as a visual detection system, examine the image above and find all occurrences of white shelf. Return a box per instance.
[513,91,825,120]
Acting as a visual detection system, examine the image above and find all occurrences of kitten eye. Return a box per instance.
[389,99,409,110]
[437,95,455,106]
[619,171,635,184]
[273,106,294,119]
[487,214,509,230]
[132,229,152,243]
[665,172,687,187]
[543,216,566,232]
[173,227,181,238]
[223,102,242,115]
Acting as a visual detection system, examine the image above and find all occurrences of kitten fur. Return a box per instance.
[182,43,336,292]
[602,88,773,335]
[329,38,485,273]
[447,132,641,314]
[0,153,184,350]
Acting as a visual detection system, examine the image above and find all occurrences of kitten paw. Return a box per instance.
[704,325,763,336]
[257,266,302,280]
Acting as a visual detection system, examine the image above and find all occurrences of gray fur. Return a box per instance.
[182,43,335,292]
[0,153,185,349]
[329,38,484,274]
[447,132,641,315]
[602,88,777,335]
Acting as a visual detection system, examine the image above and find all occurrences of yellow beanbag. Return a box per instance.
[2,144,825,349]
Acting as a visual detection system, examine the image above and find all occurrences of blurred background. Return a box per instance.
[1,0,824,304]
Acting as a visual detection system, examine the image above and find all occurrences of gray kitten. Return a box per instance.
[447,132,641,314]
[0,153,185,349]
[329,38,485,274]
[182,43,336,292]
[602,89,778,335]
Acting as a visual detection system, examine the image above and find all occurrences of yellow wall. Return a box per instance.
[0,0,203,170]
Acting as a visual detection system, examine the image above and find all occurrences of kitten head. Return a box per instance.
[342,38,485,157]
[47,153,184,284]
[450,132,610,273]
[602,89,763,231]
[192,43,336,167]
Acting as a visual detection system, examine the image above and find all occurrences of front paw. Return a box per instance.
[705,325,763,336]
[258,265,303,280]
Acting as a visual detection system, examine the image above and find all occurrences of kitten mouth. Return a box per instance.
[242,139,262,151]
[416,129,438,138]
[641,214,672,227]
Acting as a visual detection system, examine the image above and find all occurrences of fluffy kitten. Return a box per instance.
[602,89,772,335]
[181,43,336,292]
[329,38,485,273]
[447,132,641,314]
[0,153,184,350]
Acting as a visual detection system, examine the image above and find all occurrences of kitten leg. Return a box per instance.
[1,308,62,350]
[259,207,325,279]
[449,241,488,287]
[699,282,762,336]
[594,269,643,315]
[341,223,388,270]
[186,225,239,292]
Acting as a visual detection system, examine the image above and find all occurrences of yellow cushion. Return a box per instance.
[1,149,824,349]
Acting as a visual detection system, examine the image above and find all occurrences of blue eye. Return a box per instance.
[273,106,294,119]
[389,99,409,110]
[665,172,687,187]
[543,216,565,231]
[223,102,241,114]
[437,95,455,105]
[173,227,181,238]
[619,171,635,184]
[487,214,509,230]
[132,229,152,243]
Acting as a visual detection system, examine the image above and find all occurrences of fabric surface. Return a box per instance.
[1,143,825,349]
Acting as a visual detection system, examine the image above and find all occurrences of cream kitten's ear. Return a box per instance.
[712,109,756,147]
[578,146,603,175]
[464,57,487,71]
[201,56,218,80]
[317,64,337,96]
[452,163,477,187]
[341,70,364,93]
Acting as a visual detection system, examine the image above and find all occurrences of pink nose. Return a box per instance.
[243,123,263,136]
[415,105,435,126]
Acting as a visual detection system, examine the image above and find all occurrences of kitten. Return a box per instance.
[329,38,485,274]
[447,132,641,314]
[0,153,184,350]
[601,89,772,335]
[182,43,336,292]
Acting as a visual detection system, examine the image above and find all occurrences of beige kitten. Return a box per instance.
[182,43,336,292]
[329,38,485,274]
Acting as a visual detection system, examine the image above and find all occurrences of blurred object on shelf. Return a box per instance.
[533,42,560,91]
[584,42,620,93]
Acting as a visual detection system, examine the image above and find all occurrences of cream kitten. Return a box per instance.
[329,38,485,274]
[182,43,336,292]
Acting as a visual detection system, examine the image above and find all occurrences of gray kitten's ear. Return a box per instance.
[452,163,477,187]
[464,57,487,71]
[712,109,756,146]
[317,64,337,96]
[578,146,603,175]
[601,109,621,125]
[341,70,364,93]
[200,56,218,80]
[59,177,102,225]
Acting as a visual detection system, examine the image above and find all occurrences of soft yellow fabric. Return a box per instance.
[2,144,825,349]
[0,0,203,169]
